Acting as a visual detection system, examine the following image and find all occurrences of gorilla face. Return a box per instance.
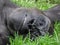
[6,8,51,39]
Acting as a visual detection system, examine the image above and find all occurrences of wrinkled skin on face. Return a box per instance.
[5,8,51,39]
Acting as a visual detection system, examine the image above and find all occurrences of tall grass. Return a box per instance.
[10,0,60,45]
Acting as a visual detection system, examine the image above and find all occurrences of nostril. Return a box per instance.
[28,25,32,29]
[28,19,34,29]
[29,19,34,24]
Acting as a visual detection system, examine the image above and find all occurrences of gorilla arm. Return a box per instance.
[2,6,18,36]
[0,0,19,45]
[0,22,10,45]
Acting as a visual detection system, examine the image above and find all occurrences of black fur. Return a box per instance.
[0,0,60,45]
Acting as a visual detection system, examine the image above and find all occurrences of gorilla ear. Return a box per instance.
[44,5,60,23]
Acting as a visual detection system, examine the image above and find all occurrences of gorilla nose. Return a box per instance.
[27,15,51,37]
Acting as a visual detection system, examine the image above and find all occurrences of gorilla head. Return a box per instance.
[5,8,51,39]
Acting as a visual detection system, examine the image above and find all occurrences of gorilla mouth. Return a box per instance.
[25,15,51,40]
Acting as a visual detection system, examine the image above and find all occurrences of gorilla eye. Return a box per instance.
[39,23,43,26]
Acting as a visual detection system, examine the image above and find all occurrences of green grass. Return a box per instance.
[10,22,60,45]
[10,0,60,45]
[12,0,55,10]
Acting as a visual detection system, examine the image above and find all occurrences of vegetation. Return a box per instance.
[10,0,60,45]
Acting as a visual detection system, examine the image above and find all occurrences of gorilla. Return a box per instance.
[0,0,60,45]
